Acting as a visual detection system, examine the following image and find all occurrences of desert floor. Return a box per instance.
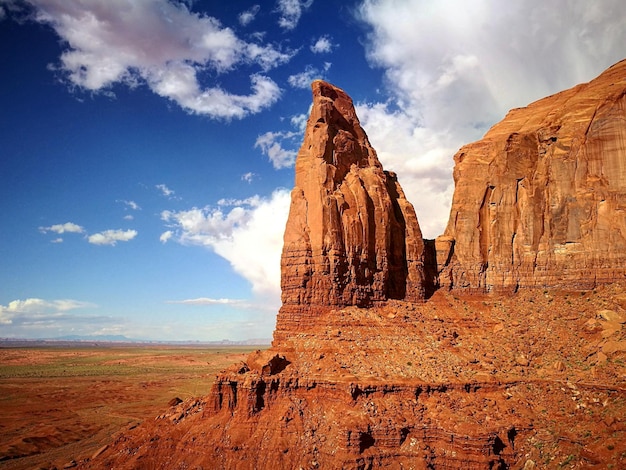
[0,344,261,469]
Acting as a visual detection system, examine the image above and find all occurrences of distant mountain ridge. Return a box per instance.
[0,336,271,346]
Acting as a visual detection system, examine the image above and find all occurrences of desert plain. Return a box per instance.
[0,343,261,469]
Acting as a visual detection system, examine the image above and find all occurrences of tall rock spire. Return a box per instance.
[275,80,426,342]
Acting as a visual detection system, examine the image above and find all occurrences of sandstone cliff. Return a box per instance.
[437,59,626,291]
[77,70,626,470]
[276,80,426,342]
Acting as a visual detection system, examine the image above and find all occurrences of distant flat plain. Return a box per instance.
[0,342,263,469]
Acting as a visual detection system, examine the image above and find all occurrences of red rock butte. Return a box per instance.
[79,61,626,470]
[275,80,426,343]
[437,59,626,292]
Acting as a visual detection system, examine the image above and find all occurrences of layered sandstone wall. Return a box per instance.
[276,81,426,341]
[437,59,626,291]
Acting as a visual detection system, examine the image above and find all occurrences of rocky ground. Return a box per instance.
[85,283,625,469]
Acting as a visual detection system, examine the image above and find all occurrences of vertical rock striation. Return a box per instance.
[437,59,626,292]
[275,80,426,342]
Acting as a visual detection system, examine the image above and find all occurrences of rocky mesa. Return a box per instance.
[437,59,626,292]
[79,64,626,470]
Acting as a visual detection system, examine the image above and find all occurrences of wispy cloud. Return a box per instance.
[119,200,141,211]
[159,230,173,244]
[239,4,260,26]
[254,131,299,168]
[167,297,247,306]
[156,184,175,198]
[310,35,335,54]
[17,0,294,119]
[87,229,137,246]
[0,298,95,325]
[276,0,313,30]
[287,63,331,89]
[0,297,128,339]
[39,222,85,234]
[241,172,257,183]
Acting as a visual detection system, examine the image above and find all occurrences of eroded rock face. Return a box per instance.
[276,80,426,341]
[437,59,626,291]
[75,68,626,470]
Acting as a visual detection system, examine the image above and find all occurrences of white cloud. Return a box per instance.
[217,195,262,207]
[123,215,134,221]
[156,183,175,197]
[23,0,294,119]
[239,4,260,26]
[287,63,330,89]
[276,0,313,30]
[0,297,126,338]
[290,112,308,132]
[167,297,245,306]
[0,298,95,325]
[160,230,173,244]
[357,0,626,238]
[51,238,63,243]
[88,229,137,246]
[161,189,291,297]
[119,200,140,211]
[311,35,334,54]
[255,131,299,168]
[241,172,257,183]
[39,222,85,234]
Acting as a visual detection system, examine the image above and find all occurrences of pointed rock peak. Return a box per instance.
[311,80,356,118]
[299,81,379,186]
[274,81,427,343]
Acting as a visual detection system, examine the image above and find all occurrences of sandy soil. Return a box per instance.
[0,345,261,469]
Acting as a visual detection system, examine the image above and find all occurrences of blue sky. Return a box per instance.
[1,0,625,341]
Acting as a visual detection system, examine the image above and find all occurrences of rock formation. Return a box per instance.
[76,67,626,470]
[437,59,626,291]
[276,80,426,342]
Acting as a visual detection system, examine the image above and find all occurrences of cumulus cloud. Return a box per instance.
[39,222,85,234]
[88,229,137,246]
[310,35,334,54]
[276,0,313,30]
[255,131,299,168]
[357,0,626,238]
[161,189,291,297]
[20,0,294,119]
[287,63,331,89]
[239,4,260,26]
